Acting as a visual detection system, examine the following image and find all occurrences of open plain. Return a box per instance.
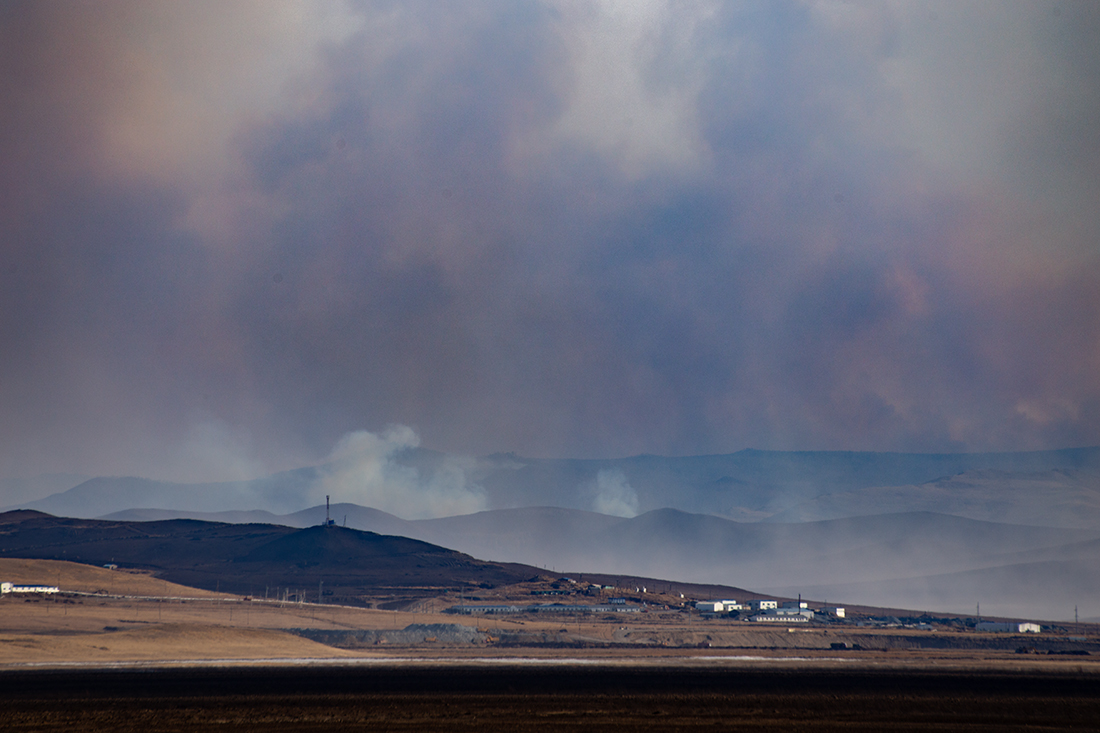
[2,559,1100,729]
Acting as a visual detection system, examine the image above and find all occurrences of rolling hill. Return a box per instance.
[0,510,533,605]
[102,503,1100,621]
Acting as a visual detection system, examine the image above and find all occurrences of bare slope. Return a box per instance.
[0,557,225,597]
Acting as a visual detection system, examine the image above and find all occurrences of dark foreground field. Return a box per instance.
[1,665,1098,731]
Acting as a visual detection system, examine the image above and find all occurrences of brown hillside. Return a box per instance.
[0,511,535,605]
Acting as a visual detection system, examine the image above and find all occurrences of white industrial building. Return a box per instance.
[747,599,778,611]
[695,599,745,613]
[977,621,1041,633]
[695,601,725,613]
[820,606,846,618]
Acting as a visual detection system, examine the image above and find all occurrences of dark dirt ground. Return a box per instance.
[1,664,1098,731]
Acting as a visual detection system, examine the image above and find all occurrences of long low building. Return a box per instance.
[448,603,640,615]
[977,621,1041,633]
[751,607,815,622]
[447,603,523,614]
[1,583,60,594]
[751,613,810,623]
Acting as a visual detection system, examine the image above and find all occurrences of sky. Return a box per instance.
[1,0,1099,484]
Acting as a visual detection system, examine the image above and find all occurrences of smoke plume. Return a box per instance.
[312,426,488,519]
[591,468,640,518]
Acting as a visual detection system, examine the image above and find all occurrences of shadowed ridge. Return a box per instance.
[0,512,537,602]
[237,524,457,564]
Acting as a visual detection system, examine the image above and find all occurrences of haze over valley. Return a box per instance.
[3,2,1100,648]
[6,444,1099,622]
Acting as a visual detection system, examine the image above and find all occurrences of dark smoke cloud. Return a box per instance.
[1,1,1099,483]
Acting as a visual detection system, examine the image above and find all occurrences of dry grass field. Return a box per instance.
[0,557,226,597]
[1,558,1098,673]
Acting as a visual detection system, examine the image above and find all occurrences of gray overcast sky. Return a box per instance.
[1,1,1098,482]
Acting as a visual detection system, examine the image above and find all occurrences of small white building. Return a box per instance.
[781,601,808,609]
[820,606,846,618]
[977,621,1041,633]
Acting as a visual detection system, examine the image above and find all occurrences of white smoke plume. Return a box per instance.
[312,425,487,519]
[590,468,640,518]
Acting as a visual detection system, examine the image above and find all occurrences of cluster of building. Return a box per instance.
[694,597,1044,632]
[1,582,59,595]
[694,598,845,623]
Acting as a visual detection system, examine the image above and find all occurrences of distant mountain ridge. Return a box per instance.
[12,446,1100,526]
[768,468,1100,528]
[487,446,1100,518]
[0,473,88,506]
[11,466,323,517]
